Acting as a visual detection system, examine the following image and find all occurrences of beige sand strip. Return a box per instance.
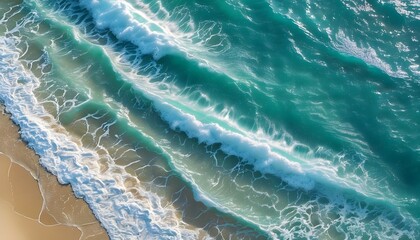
[0,105,109,240]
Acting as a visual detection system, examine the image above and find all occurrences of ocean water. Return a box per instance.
[0,0,419,239]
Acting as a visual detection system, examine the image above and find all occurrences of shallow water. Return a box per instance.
[0,0,419,239]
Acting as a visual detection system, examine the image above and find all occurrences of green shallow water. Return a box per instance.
[1,0,419,239]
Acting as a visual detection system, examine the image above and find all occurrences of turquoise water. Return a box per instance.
[0,0,419,239]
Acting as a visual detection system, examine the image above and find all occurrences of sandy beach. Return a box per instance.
[0,105,109,240]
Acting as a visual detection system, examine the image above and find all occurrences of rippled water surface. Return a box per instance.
[0,0,419,239]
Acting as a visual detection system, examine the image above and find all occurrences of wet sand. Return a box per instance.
[0,105,109,240]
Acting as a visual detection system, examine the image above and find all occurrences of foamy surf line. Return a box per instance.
[78,0,234,78]
[79,0,175,60]
[152,100,315,189]
[0,36,198,239]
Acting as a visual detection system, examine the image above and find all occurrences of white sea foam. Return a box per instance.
[0,36,199,239]
[79,0,176,60]
[78,0,243,86]
[148,95,390,201]
[332,29,408,78]
[152,100,317,191]
[78,0,229,59]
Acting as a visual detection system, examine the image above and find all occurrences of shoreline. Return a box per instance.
[0,104,109,240]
